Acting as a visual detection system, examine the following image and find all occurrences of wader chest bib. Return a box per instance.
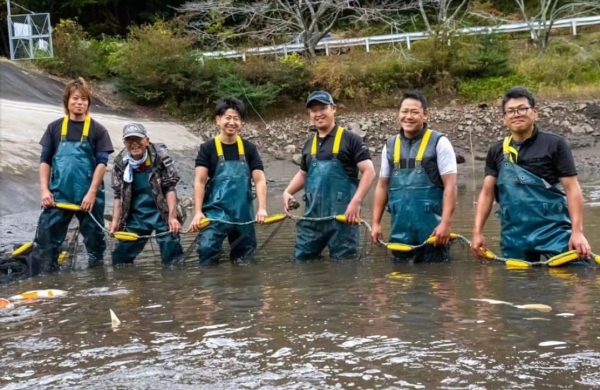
[294,128,360,260]
[32,117,106,274]
[197,136,257,263]
[496,136,572,261]
[112,157,183,265]
[387,129,444,247]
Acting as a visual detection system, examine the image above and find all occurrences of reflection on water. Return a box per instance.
[1,174,599,389]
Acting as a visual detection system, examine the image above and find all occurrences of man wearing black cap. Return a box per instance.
[110,123,185,266]
[283,91,376,260]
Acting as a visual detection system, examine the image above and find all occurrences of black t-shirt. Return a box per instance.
[39,117,115,156]
[300,124,372,178]
[484,128,577,186]
[195,138,264,179]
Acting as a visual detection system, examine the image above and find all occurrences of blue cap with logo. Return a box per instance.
[122,123,148,140]
[306,91,335,108]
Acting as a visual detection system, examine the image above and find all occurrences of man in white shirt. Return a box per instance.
[371,92,458,262]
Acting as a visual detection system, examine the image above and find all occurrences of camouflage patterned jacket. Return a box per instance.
[111,143,185,230]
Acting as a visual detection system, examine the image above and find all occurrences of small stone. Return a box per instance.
[292,154,302,166]
[274,151,285,160]
[284,145,296,154]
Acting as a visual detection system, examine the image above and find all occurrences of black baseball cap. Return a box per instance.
[306,91,335,108]
[122,123,148,140]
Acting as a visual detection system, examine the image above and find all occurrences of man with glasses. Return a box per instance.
[110,123,185,266]
[371,91,458,263]
[471,86,592,263]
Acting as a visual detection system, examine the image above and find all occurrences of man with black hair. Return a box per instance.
[190,97,268,265]
[471,86,592,263]
[283,91,376,261]
[29,77,114,275]
[371,91,458,263]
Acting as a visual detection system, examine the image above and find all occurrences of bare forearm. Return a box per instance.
[194,181,206,214]
[285,171,306,195]
[566,187,585,234]
[40,163,51,191]
[166,191,178,218]
[351,168,375,204]
[441,183,457,226]
[473,191,494,234]
[256,180,267,210]
[88,164,107,193]
[112,199,122,226]
[372,180,389,225]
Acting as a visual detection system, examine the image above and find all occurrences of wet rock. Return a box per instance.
[456,155,466,164]
[570,124,594,134]
[292,154,302,166]
[347,122,367,138]
[584,104,600,119]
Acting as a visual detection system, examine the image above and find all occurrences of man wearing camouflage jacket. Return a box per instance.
[110,123,185,266]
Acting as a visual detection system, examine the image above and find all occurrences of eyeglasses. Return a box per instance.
[504,107,532,118]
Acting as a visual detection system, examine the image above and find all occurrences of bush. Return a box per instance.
[37,19,115,79]
[216,74,281,113]
[458,75,536,101]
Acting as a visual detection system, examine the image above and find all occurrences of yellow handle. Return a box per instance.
[387,243,415,252]
[11,242,33,258]
[197,218,211,231]
[263,214,287,225]
[114,232,139,241]
[58,251,69,264]
[335,215,361,224]
[547,250,579,267]
[506,260,531,269]
[56,203,82,211]
[425,233,459,244]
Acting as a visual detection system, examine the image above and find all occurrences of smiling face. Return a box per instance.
[308,103,336,131]
[398,98,428,137]
[67,90,90,117]
[216,108,243,137]
[124,136,149,160]
[503,97,538,135]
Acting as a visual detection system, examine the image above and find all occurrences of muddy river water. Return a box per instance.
[1,170,600,390]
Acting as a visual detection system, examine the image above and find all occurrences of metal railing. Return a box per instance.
[195,15,600,61]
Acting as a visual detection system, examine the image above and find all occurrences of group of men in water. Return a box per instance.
[8,76,596,277]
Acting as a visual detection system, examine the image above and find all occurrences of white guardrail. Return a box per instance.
[196,15,600,61]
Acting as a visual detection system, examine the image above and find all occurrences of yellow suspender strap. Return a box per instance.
[503,136,519,163]
[333,128,344,155]
[215,136,245,160]
[60,116,91,141]
[145,155,152,167]
[416,129,433,163]
[393,135,401,165]
[311,128,344,157]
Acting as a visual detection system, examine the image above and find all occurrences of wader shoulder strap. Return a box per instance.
[393,129,433,168]
[215,136,245,162]
[61,116,92,142]
[311,127,345,158]
[503,136,519,163]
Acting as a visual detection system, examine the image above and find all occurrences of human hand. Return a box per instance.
[41,189,55,209]
[255,208,268,224]
[80,191,96,213]
[190,211,206,233]
[569,232,592,259]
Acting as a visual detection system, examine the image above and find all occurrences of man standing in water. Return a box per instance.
[471,87,592,262]
[283,91,375,261]
[110,123,185,266]
[371,92,458,262]
[30,77,114,275]
[190,98,268,265]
